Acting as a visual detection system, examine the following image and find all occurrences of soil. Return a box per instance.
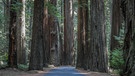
[77,68,119,76]
[0,68,52,76]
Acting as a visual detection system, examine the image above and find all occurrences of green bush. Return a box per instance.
[110,49,124,69]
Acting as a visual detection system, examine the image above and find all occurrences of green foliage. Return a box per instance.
[0,53,8,68]
[18,64,29,70]
[0,2,8,66]
[110,49,124,69]
[105,0,111,48]
[11,2,23,11]
[45,2,61,18]
[0,53,8,61]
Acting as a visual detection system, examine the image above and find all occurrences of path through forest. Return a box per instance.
[44,66,84,76]
[0,66,118,76]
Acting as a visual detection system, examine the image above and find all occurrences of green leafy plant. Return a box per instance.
[110,48,124,70]
[18,64,29,70]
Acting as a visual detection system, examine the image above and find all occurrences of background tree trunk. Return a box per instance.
[29,0,44,70]
[43,0,50,67]
[76,0,88,70]
[16,0,26,64]
[110,0,121,51]
[89,0,108,72]
[8,0,17,68]
[49,0,60,66]
[63,0,74,65]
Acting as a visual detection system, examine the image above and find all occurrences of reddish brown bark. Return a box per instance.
[76,0,88,69]
[63,0,74,65]
[89,0,108,72]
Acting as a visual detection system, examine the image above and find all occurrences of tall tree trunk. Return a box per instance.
[110,0,121,51]
[121,0,135,76]
[29,0,44,70]
[16,0,26,64]
[43,0,49,67]
[63,0,74,65]
[48,0,60,66]
[64,0,73,65]
[8,0,17,68]
[76,0,88,69]
[89,0,108,72]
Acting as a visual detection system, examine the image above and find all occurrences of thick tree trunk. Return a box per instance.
[89,0,108,72]
[29,0,44,70]
[121,0,135,76]
[16,0,26,64]
[76,0,88,69]
[8,0,17,68]
[63,0,74,65]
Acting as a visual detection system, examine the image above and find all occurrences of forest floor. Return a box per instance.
[0,66,119,76]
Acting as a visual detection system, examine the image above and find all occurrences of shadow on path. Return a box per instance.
[44,66,85,76]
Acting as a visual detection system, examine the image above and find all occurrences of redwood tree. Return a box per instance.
[16,0,26,64]
[110,0,121,51]
[43,0,50,67]
[49,0,60,66]
[76,0,88,69]
[121,0,135,75]
[8,0,17,68]
[63,0,74,65]
[29,0,44,70]
[89,0,108,72]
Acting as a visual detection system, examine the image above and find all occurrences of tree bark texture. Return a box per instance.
[89,0,108,72]
[16,0,26,64]
[110,0,121,51]
[8,0,17,68]
[29,0,44,70]
[43,0,61,66]
[121,0,135,76]
[49,0,60,66]
[63,0,74,65]
[43,0,50,67]
[76,0,89,69]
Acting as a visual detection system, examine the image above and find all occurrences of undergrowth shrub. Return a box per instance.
[110,48,124,70]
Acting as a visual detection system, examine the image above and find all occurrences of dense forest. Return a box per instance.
[0,0,135,76]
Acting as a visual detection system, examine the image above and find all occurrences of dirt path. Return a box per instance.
[44,66,84,76]
[0,67,119,76]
